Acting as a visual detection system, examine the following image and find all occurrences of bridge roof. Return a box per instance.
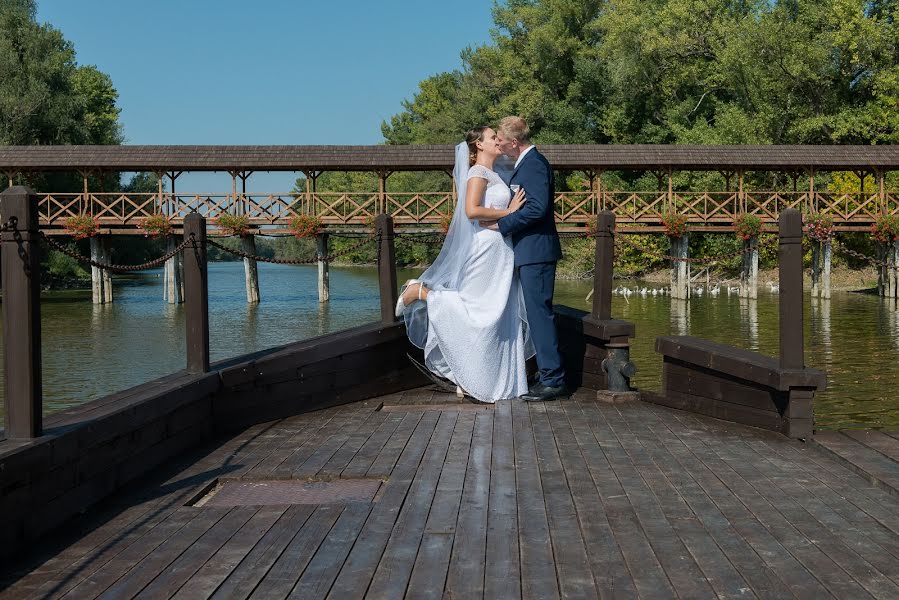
[1,144,898,171]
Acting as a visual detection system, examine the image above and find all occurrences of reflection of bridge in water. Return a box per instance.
[4,144,899,233]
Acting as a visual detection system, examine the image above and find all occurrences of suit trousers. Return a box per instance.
[518,261,565,388]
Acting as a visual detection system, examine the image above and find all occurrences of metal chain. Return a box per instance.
[40,232,195,272]
[834,244,899,270]
[205,235,376,265]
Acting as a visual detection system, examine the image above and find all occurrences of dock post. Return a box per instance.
[375,214,398,324]
[317,232,330,303]
[183,212,209,373]
[1,186,42,438]
[592,211,614,321]
[779,209,803,370]
[90,236,114,304]
[241,234,260,303]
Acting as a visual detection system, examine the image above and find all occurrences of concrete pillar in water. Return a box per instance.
[90,236,113,304]
[822,241,832,299]
[317,232,330,303]
[164,235,184,304]
[241,235,260,304]
[739,236,759,299]
[670,234,690,299]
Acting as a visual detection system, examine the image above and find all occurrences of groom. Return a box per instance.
[495,116,568,402]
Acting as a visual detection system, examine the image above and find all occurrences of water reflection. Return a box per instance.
[670,299,690,336]
[739,297,758,350]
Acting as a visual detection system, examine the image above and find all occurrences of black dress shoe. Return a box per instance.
[522,384,570,402]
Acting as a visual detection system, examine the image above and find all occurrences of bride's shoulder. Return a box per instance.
[467,164,492,180]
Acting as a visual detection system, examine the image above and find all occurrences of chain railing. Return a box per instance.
[834,244,899,270]
[40,232,195,272]
[205,235,376,265]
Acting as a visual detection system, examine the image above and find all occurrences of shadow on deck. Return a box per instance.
[2,388,898,599]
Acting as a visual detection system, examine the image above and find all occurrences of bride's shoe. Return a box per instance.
[394,279,423,317]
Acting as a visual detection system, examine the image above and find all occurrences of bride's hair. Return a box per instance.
[465,126,489,167]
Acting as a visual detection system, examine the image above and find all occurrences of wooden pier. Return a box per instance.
[1,390,898,599]
[1,147,898,598]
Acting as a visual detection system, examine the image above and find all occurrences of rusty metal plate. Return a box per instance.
[194,478,383,508]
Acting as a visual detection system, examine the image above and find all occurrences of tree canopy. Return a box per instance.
[383,0,899,146]
[0,0,122,146]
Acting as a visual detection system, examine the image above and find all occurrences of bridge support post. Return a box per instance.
[739,235,758,299]
[240,234,260,304]
[183,212,209,373]
[670,234,690,299]
[317,232,330,303]
[375,214,398,324]
[90,236,113,304]
[164,235,184,304]
[1,186,42,439]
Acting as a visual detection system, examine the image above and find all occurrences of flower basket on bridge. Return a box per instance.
[871,214,899,243]
[439,214,453,234]
[138,214,172,238]
[734,213,762,240]
[288,214,323,239]
[64,214,101,240]
[215,213,251,236]
[660,211,688,238]
[804,213,835,242]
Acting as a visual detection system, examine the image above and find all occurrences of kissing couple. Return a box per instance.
[395,116,568,404]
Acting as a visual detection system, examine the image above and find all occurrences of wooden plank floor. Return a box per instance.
[2,388,898,599]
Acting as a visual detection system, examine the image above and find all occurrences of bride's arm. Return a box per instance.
[465,177,516,220]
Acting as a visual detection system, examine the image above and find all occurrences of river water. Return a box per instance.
[1,262,896,430]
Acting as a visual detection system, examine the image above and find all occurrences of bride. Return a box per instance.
[395,126,535,403]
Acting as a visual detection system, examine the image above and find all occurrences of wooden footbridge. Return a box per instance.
[1,146,898,599]
[3,144,899,233]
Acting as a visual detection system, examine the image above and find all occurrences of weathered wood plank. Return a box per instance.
[405,412,475,598]
[510,400,560,600]
[484,400,522,600]
[443,411,493,599]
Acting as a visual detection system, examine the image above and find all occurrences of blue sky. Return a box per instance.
[36,0,497,190]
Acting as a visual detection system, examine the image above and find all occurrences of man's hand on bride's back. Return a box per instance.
[508,187,527,212]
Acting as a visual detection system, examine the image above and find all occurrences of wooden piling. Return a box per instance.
[90,236,113,304]
[164,235,184,304]
[740,236,759,299]
[317,232,330,303]
[1,186,42,438]
[670,234,690,299]
[240,234,260,304]
[183,212,209,373]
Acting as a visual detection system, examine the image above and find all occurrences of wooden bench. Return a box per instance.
[653,336,826,439]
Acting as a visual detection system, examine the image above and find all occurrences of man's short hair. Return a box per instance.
[498,116,531,144]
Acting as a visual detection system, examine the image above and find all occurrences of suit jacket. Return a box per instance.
[497,148,563,266]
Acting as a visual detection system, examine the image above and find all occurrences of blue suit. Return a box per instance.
[497,148,566,388]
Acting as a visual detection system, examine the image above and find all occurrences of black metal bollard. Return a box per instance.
[779,208,803,370]
[183,212,209,373]
[1,186,42,438]
[375,214,398,324]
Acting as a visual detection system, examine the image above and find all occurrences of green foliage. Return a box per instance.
[42,241,89,281]
[734,213,762,240]
[871,214,899,243]
[382,0,899,147]
[0,0,122,146]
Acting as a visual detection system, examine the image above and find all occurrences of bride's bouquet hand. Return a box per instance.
[508,187,526,212]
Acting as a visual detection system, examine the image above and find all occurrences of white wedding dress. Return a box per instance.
[419,164,533,402]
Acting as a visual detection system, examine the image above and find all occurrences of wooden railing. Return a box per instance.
[30,189,899,232]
